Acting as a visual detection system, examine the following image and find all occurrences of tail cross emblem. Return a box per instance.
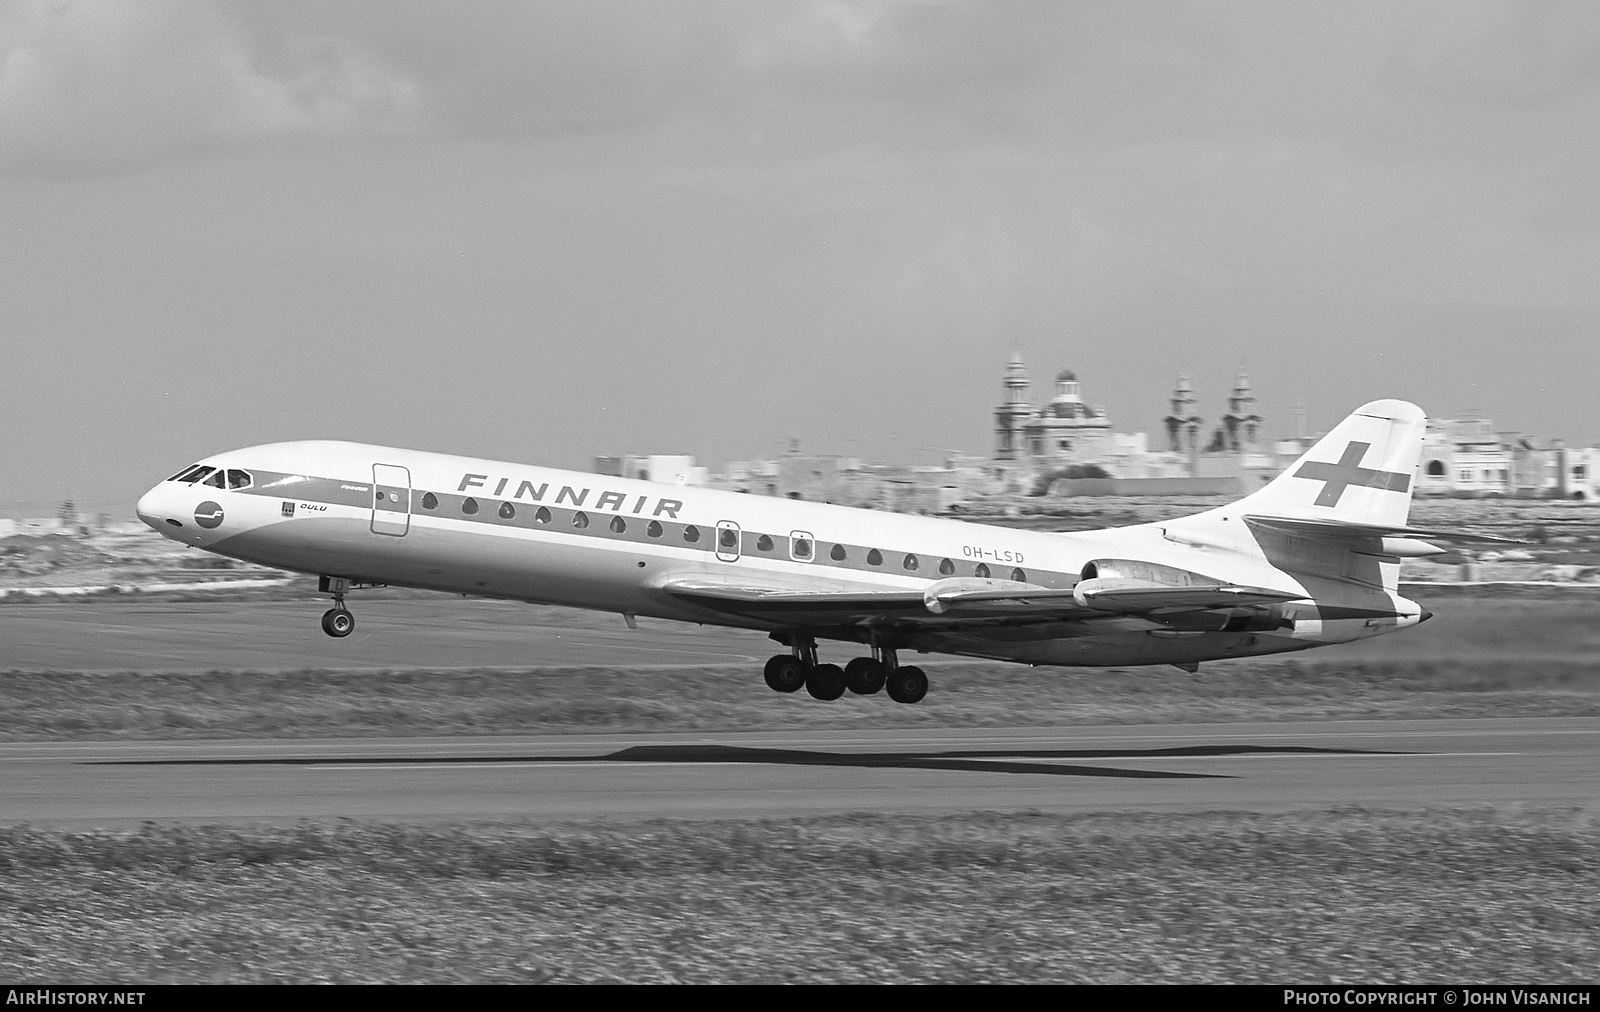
[1292,441,1411,507]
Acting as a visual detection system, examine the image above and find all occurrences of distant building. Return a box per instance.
[593,455,708,486]
[1416,414,1597,499]
[698,358,1598,510]
[994,354,1118,465]
[995,355,1282,496]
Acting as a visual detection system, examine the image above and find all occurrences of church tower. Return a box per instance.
[1163,375,1203,453]
[1222,371,1263,451]
[994,352,1033,461]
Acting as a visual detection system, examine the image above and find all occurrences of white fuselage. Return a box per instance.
[136,440,1424,667]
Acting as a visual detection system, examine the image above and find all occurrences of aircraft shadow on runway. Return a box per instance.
[92,743,1410,781]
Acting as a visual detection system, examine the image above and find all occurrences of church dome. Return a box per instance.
[1055,368,1077,383]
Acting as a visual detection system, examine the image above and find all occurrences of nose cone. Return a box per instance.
[136,487,160,531]
[1419,608,1434,624]
[136,485,177,533]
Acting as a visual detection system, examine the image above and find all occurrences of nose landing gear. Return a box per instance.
[317,575,360,638]
[321,604,355,638]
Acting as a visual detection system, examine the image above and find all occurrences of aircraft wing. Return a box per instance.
[1244,515,1521,544]
[659,576,1301,630]
[658,578,1099,629]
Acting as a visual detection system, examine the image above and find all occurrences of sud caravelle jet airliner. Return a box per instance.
[135,399,1506,704]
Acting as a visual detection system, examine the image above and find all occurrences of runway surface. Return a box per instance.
[4,598,1596,828]
[2,718,1594,827]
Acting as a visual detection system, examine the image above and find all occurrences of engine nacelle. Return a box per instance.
[1079,558,1223,587]
[1076,559,1292,632]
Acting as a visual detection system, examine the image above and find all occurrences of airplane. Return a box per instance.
[135,399,1510,704]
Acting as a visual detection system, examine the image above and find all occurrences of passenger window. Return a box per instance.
[535,506,552,524]
[573,511,589,529]
[866,548,883,566]
[647,520,663,538]
[1011,568,1026,583]
[939,558,955,576]
[974,563,990,579]
[903,554,918,571]
[756,534,774,552]
[719,527,737,548]
[830,544,847,561]
[791,534,813,560]
[226,469,252,490]
[684,525,700,543]
[461,497,480,515]
[499,502,516,520]
[610,516,626,534]
[421,492,438,510]
[202,470,225,488]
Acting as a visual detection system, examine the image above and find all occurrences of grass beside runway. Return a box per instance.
[1,657,1598,739]
[0,807,1594,983]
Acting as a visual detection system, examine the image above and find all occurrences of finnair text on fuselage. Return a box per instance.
[455,472,683,519]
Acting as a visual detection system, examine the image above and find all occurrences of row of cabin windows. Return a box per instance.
[419,491,683,538]
[413,490,1026,582]
[167,465,253,490]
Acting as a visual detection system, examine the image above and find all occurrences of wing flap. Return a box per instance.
[659,575,1300,628]
[659,577,1097,628]
[660,580,929,617]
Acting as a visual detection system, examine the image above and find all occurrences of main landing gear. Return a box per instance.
[762,636,927,704]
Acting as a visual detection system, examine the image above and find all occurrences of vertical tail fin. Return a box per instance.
[1229,399,1426,527]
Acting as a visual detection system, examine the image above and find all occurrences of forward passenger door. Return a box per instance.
[371,464,411,536]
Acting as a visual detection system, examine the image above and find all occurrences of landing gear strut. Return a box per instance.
[318,575,355,638]
[762,635,927,704]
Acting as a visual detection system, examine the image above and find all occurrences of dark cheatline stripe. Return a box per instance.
[235,469,1071,589]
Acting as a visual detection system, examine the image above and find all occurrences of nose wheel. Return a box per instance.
[321,595,355,638]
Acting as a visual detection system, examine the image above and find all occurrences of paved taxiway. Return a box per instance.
[1,719,1593,827]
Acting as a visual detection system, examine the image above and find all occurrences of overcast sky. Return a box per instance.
[3,1,1598,516]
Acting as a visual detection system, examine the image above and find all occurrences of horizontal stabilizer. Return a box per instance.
[1244,515,1520,545]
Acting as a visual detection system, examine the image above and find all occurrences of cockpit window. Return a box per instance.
[202,470,226,488]
[167,464,203,482]
[225,469,252,490]
[175,466,215,484]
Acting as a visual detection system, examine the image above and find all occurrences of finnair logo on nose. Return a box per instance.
[195,501,225,529]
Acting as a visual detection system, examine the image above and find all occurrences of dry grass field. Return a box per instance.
[2,809,1594,983]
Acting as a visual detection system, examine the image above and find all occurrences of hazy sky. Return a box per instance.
[3,1,1598,516]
